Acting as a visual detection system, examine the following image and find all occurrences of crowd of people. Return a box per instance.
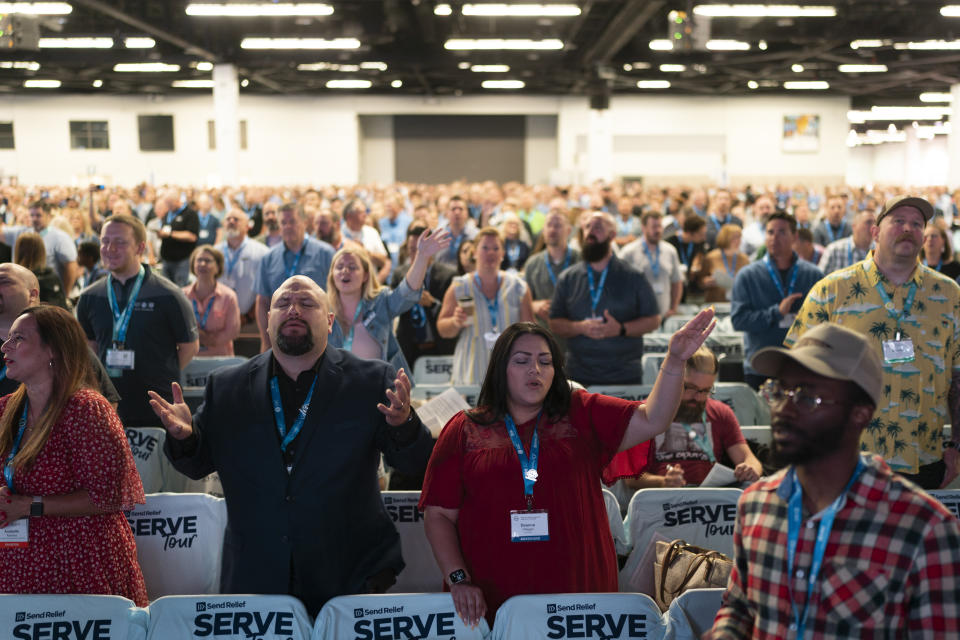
[0,179,958,636]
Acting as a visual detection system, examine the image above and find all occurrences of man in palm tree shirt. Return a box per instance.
[786,196,960,489]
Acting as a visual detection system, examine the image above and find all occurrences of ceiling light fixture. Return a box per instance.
[172,79,215,88]
[849,39,885,49]
[758,40,768,50]
[391,79,402,88]
[196,61,214,71]
[240,78,249,87]
[23,79,60,88]
[706,39,750,51]
[481,79,525,89]
[186,3,333,16]
[461,4,581,16]
[0,60,39,70]
[240,37,360,49]
[747,80,759,89]
[444,38,563,50]
[693,4,836,18]
[0,2,71,15]
[92,79,102,88]
[124,37,156,48]
[471,64,511,72]
[660,64,686,72]
[838,64,887,72]
[360,61,387,71]
[39,37,114,48]
[941,5,960,16]
[434,3,452,15]
[783,80,829,89]
[919,92,952,102]
[791,63,804,72]
[113,62,181,72]
[326,79,372,89]
[649,39,674,51]
[869,105,952,120]
[637,80,671,89]
[894,40,960,50]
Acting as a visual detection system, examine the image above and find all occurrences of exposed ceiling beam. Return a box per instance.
[580,0,665,66]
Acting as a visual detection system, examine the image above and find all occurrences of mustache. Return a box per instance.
[896,233,916,243]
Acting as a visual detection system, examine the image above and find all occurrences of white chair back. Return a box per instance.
[128,493,228,599]
[313,594,489,640]
[125,427,167,494]
[929,490,960,520]
[382,491,443,593]
[181,356,247,387]
[413,356,455,385]
[620,488,741,592]
[490,592,665,640]
[146,594,312,640]
[663,588,725,640]
[712,383,770,426]
[641,353,666,385]
[412,384,481,408]
[603,488,629,557]
[0,594,148,640]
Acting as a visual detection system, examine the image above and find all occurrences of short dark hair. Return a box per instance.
[796,228,814,243]
[641,210,662,226]
[766,211,797,234]
[468,322,572,425]
[29,200,51,215]
[683,215,706,233]
[103,213,147,245]
[189,245,224,279]
[77,241,100,262]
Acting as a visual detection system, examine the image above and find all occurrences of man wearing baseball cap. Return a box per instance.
[707,323,960,639]
[786,195,960,489]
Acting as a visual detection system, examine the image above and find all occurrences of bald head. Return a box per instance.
[0,263,40,326]
[267,276,332,358]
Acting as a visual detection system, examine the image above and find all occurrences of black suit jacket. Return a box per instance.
[164,347,434,615]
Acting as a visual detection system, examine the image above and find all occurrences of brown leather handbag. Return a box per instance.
[653,539,733,611]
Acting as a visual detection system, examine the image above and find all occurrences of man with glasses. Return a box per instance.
[605,345,762,488]
[707,322,960,639]
[787,196,960,490]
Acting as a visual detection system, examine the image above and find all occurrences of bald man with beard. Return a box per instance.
[0,263,119,404]
[152,275,434,616]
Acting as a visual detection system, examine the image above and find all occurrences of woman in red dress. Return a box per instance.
[0,305,147,605]
[419,309,716,626]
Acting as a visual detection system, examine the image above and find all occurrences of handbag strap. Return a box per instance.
[661,543,731,600]
[658,540,687,603]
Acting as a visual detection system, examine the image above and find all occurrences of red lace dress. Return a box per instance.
[0,389,147,605]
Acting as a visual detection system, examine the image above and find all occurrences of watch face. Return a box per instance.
[449,569,466,584]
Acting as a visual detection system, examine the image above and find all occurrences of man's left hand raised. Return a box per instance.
[378,368,413,426]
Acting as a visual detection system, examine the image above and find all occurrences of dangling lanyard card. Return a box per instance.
[882,334,915,364]
[1,403,29,547]
[504,413,549,542]
[509,509,549,542]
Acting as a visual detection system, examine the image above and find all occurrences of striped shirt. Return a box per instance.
[711,454,960,639]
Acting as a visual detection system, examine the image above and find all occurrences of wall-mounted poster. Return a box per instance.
[783,114,820,152]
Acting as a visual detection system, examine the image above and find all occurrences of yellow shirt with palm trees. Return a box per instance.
[785,254,960,474]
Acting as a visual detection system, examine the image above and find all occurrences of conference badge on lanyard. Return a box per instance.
[504,413,549,542]
[883,331,915,364]
[1,402,30,547]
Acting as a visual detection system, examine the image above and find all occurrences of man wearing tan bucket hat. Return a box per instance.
[707,323,960,639]
[786,195,960,490]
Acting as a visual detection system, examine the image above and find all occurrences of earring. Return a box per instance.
[49,360,53,368]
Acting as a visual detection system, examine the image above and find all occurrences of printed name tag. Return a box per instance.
[653,283,665,295]
[199,229,210,240]
[0,518,28,548]
[162,225,172,234]
[779,313,796,329]
[882,338,915,364]
[510,509,549,542]
[483,331,501,350]
[106,348,135,370]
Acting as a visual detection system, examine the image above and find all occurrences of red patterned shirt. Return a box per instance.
[711,454,960,639]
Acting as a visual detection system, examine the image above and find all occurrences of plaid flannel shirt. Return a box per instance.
[711,454,960,639]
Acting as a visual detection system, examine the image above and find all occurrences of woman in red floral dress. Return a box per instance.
[0,305,147,605]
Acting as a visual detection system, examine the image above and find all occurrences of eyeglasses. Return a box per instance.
[682,383,715,397]
[760,379,842,412]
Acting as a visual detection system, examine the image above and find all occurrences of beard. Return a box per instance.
[275,321,315,356]
[265,218,280,233]
[581,235,612,262]
[769,417,840,467]
[675,399,706,423]
[318,229,336,244]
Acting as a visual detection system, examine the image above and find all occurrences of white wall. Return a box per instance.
[847,135,950,187]
[0,92,850,186]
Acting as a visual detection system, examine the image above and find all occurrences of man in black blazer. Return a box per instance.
[150,275,434,616]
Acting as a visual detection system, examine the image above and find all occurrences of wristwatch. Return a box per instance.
[448,569,469,586]
[29,495,43,517]
[619,322,626,337]
[944,440,959,450]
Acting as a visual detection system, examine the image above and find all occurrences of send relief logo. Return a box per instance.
[545,603,648,639]
[352,605,458,639]
[12,610,112,640]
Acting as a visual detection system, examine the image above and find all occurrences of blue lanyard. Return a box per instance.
[107,266,146,346]
[642,241,661,279]
[192,294,216,330]
[198,213,212,229]
[617,217,633,235]
[764,254,799,299]
[710,214,728,232]
[3,400,29,493]
[343,301,365,350]
[473,273,501,329]
[924,257,943,272]
[846,239,854,267]
[868,261,917,334]
[680,242,694,266]
[503,411,543,510]
[680,413,714,463]
[506,242,521,266]
[165,210,177,226]
[545,249,571,286]
[586,263,610,316]
[284,241,307,279]
[825,222,844,244]
[786,457,865,639]
[449,233,464,260]
[721,251,736,277]
[0,365,5,383]
[224,240,245,277]
[268,373,319,453]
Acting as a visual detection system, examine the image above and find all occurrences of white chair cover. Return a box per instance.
[602,488,629,557]
[490,592,665,640]
[146,594,312,640]
[413,356,455,385]
[0,594,147,640]
[313,594,489,640]
[125,427,166,494]
[382,491,443,593]
[662,588,725,640]
[181,356,247,388]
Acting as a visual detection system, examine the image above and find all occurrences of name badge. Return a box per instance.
[162,225,172,234]
[483,331,500,350]
[0,518,28,548]
[882,338,915,364]
[779,313,796,329]
[199,229,210,240]
[106,348,135,370]
[510,509,549,542]
[653,283,665,295]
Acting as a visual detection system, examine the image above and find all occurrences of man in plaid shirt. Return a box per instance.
[707,322,960,639]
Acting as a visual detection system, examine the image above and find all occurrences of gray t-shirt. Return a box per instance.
[524,247,581,301]
[550,255,659,385]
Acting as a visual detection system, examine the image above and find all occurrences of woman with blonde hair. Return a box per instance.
[14,233,67,309]
[327,228,450,373]
[0,305,146,604]
[693,223,750,302]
